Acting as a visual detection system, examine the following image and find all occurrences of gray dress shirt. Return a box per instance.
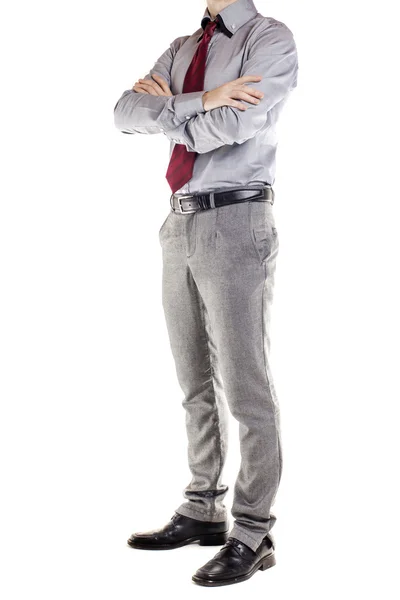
[113,0,298,195]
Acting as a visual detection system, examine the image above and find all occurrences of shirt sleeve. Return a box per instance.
[114,36,206,135]
[158,22,298,153]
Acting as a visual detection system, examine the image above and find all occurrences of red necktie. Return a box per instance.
[165,20,218,193]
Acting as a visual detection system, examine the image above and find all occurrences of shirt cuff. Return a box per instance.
[156,90,206,132]
[173,90,206,121]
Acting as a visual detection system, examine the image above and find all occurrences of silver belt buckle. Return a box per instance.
[264,185,275,205]
[171,194,197,213]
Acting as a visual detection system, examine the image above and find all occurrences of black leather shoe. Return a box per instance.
[192,535,276,586]
[127,512,229,550]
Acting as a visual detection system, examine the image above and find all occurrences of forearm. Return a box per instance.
[113,88,206,134]
[158,23,298,153]
[159,64,297,154]
[158,104,264,153]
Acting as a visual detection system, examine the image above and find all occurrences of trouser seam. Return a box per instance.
[261,259,281,508]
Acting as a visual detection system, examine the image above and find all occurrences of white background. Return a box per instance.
[1,0,399,598]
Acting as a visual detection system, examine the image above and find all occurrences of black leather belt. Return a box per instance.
[170,185,274,214]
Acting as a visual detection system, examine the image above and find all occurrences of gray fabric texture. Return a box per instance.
[159,197,281,552]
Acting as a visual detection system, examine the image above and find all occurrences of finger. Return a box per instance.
[133,80,150,89]
[233,90,262,104]
[132,81,148,89]
[136,80,160,96]
[151,74,170,93]
[226,99,248,111]
[235,75,262,84]
[243,86,264,99]
[138,78,165,95]
[132,85,149,94]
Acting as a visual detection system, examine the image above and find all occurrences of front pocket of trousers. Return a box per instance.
[248,201,278,263]
[252,227,278,263]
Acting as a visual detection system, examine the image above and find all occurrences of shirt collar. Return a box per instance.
[198,0,258,41]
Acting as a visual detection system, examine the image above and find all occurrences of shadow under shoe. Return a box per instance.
[127,512,229,550]
[192,535,276,586]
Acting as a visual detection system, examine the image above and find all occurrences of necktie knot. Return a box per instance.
[204,20,218,39]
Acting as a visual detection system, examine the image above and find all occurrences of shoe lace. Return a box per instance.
[170,512,180,523]
[219,537,244,557]
[224,537,238,547]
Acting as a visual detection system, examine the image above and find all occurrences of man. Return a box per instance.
[114,0,298,587]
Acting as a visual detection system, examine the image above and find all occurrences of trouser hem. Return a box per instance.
[175,503,228,523]
[229,524,268,553]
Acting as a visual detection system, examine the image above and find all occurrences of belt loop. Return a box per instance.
[209,191,215,209]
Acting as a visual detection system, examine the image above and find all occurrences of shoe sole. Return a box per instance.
[191,551,276,586]
[127,530,229,550]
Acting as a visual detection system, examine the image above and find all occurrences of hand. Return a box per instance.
[132,73,173,96]
[202,76,264,111]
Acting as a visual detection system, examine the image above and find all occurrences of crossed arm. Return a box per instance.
[114,23,298,153]
[113,35,206,135]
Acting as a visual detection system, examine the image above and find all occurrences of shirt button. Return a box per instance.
[185,115,190,119]
[232,24,236,29]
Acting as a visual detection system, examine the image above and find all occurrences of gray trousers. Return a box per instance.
[158,195,281,553]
